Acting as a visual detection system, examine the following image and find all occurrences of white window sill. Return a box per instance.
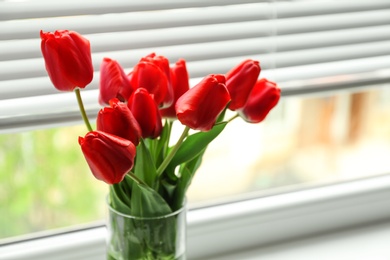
[207,220,390,260]
[3,220,390,260]
[1,174,390,260]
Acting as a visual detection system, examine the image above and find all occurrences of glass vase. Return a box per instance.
[106,203,187,260]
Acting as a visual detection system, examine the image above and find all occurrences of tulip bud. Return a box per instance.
[176,74,230,131]
[226,59,260,110]
[127,88,163,139]
[129,60,169,106]
[238,78,281,123]
[99,58,133,105]
[79,131,136,184]
[140,53,174,108]
[97,98,142,146]
[40,30,93,91]
[160,59,190,118]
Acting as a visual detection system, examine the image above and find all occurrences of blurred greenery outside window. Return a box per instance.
[1,84,390,240]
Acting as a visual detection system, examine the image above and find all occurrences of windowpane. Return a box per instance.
[0,126,107,240]
[187,84,390,203]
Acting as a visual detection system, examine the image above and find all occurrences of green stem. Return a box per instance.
[156,126,190,177]
[227,113,239,123]
[126,171,147,186]
[214,114,239,127]
[75,88,93,132]
[164,120,173,153]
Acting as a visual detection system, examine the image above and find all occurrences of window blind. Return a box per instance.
[1,0,389,133]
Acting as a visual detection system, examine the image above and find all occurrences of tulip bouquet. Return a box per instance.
[40,30,280,259]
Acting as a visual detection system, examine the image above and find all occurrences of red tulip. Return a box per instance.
[238,78,281,123]
[129,60,169,106]
[176,74,230,131]
[140,53,171,78]
[79,131,136,184]
[160,59,190,118]
[140,53,174,108]
[127,88,162,139]
[40,30,93,91]
[97,98,142,146]
[226,59,260,110]
[99,58,133,105]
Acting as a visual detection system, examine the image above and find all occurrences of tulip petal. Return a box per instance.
[160,59,190,118]
[129,61,168,106]
[176,74,230,131]
[40,30,93,91]
[97,98,142,145]
[226,59,260,110]
[99,58,133,105]
[127,88,163,139]
[238,78,281,123]
[79,131,136,184]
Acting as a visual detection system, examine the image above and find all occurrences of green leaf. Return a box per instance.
[129,180,179,257]
[160,178,177,199]
[134,139,157,188]
[173,150,205,210]
[216,106,228,123]
[107,188,146,259]
[155,120,172,165]
[167,122,227,172]
[109,184,132,215]
[130,180,173,217]
[109,176,177,259]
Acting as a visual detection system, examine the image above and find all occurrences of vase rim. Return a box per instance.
[107,196,187,220]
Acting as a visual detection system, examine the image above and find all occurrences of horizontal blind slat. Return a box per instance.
[0,20,274,61]
[4,21,390,62]
[0,3,272,40]
[3,4,390,41]
[273,40,390,68]
[276,9,390,35]
[0,0,263,21]
[271,56,390,82]
[275,25,390,52]
[2,54,390,101]
[2,37,389,82]
[275,0,390,18]
[2,0,389,21]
